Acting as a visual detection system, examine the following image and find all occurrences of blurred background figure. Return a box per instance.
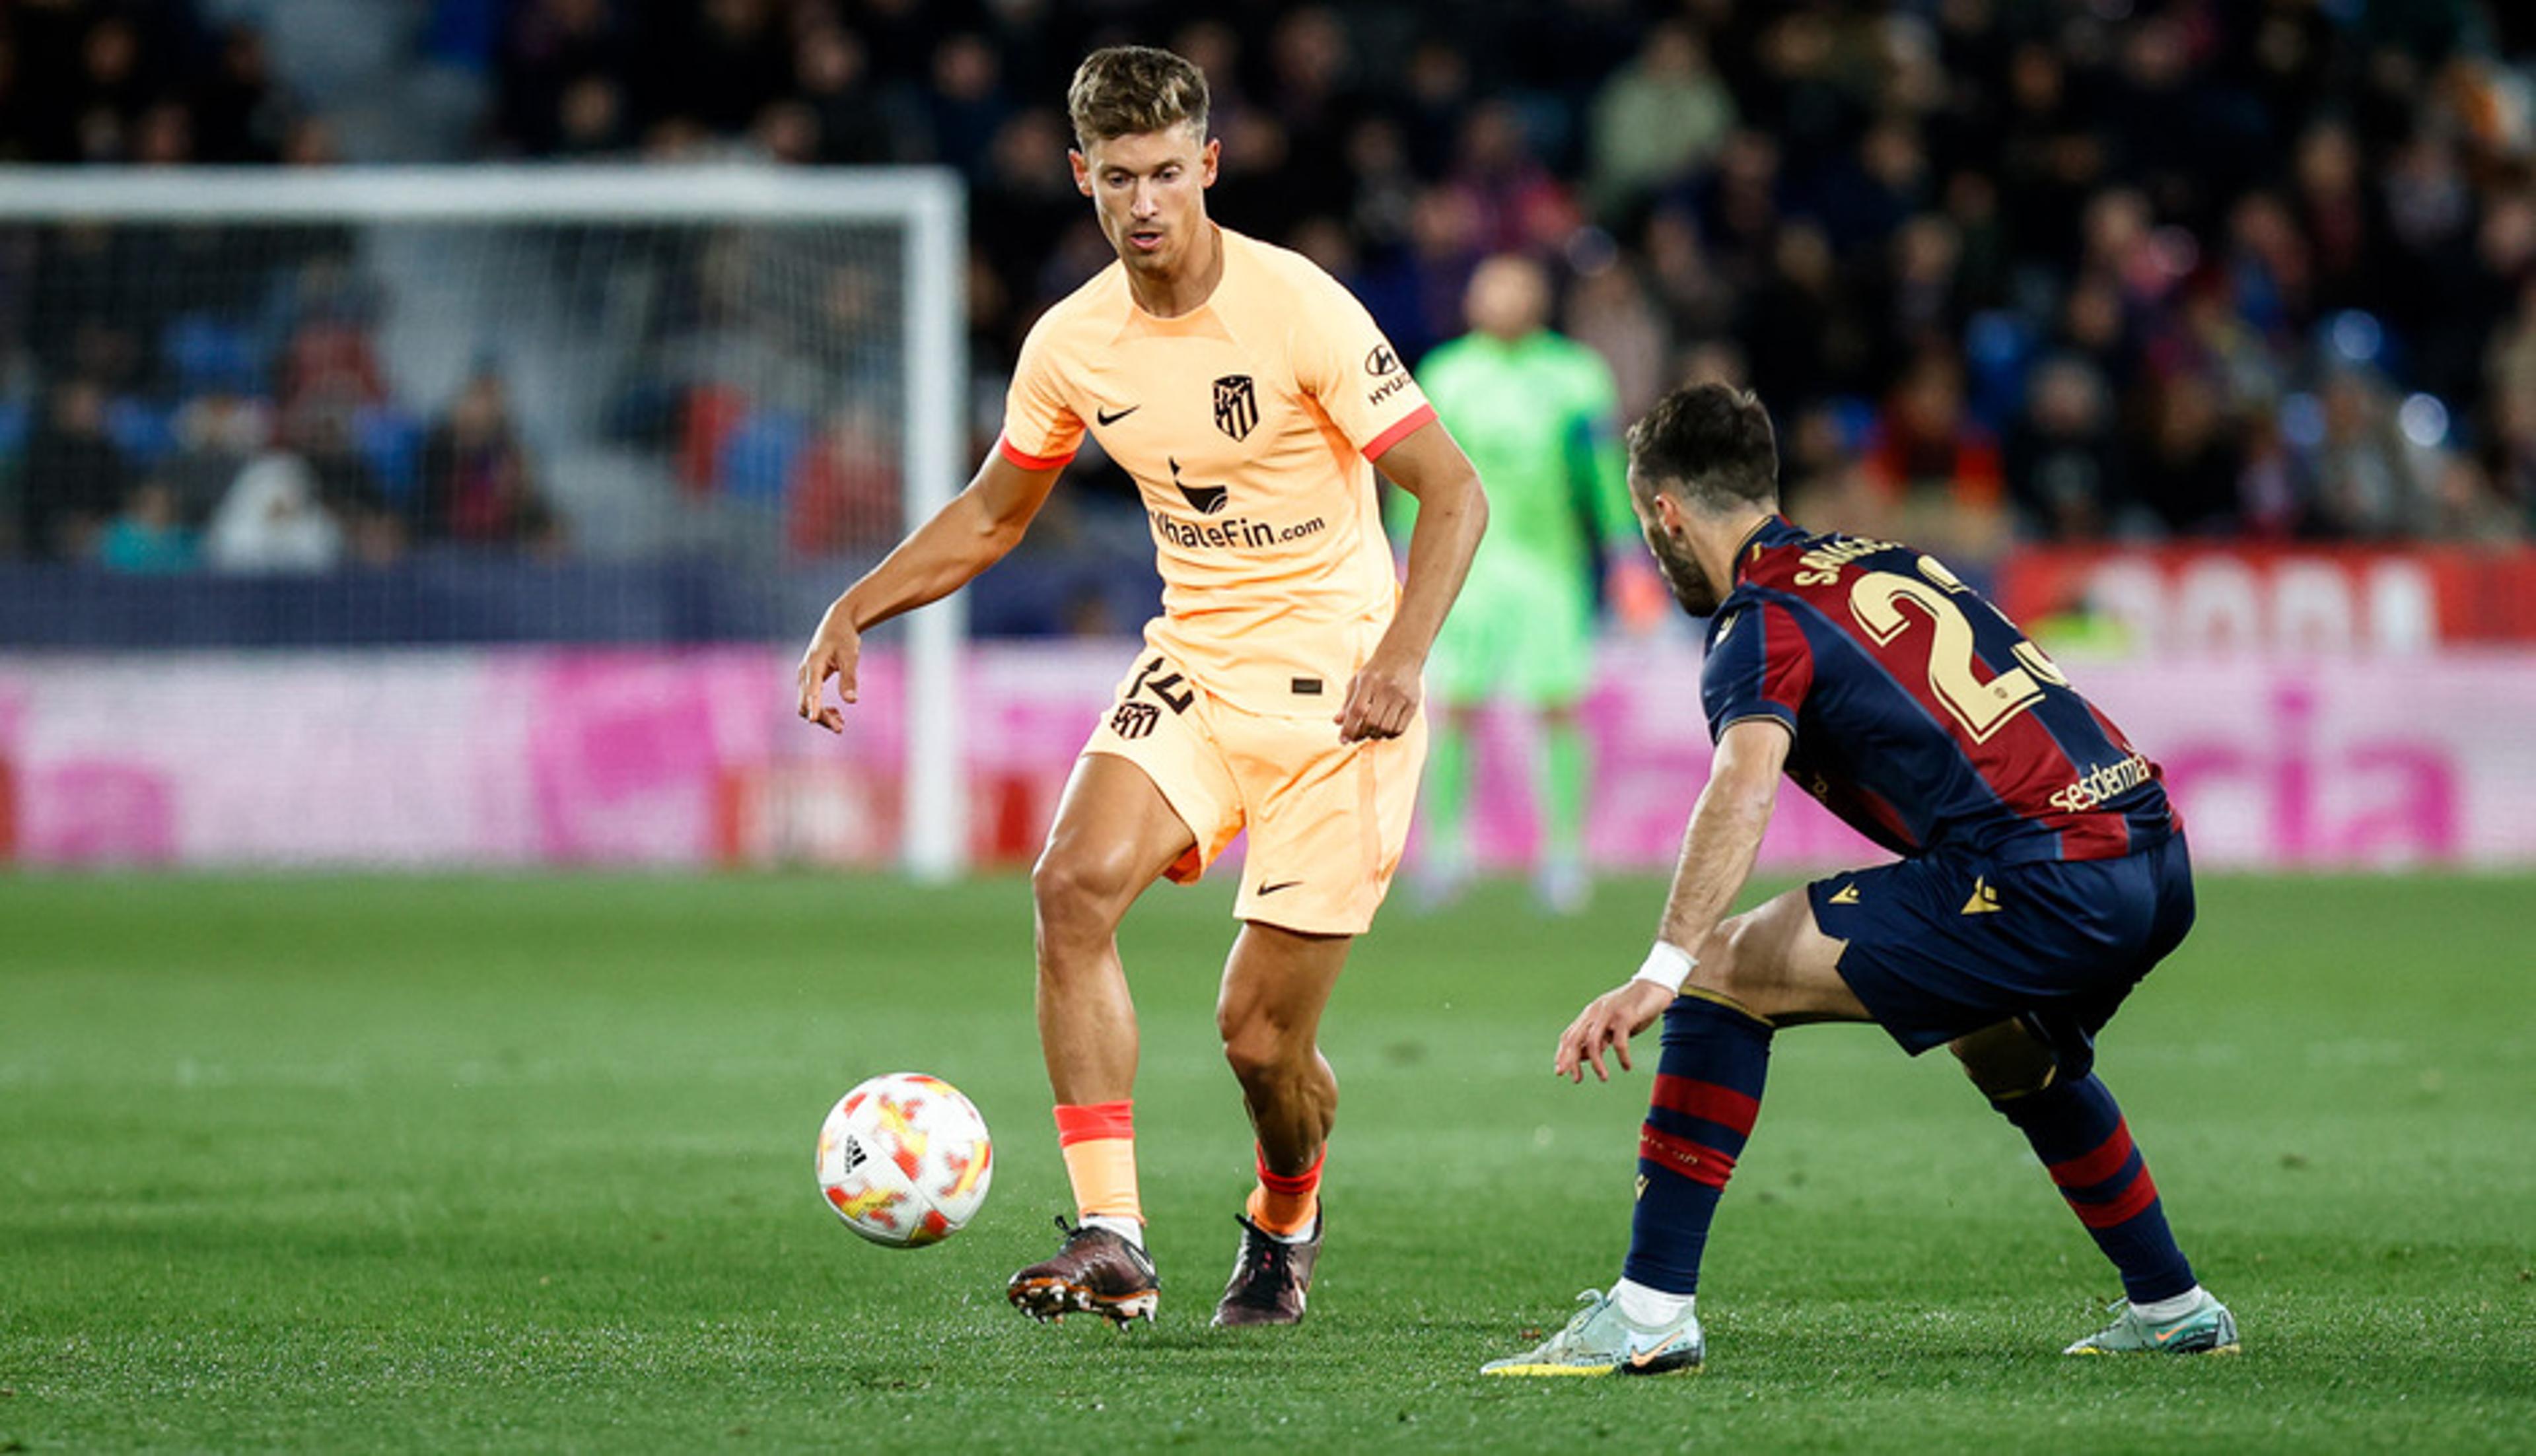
[17,379,128,562]
[203,452,343,574]
[1391,252,1642,914]
[95,479,195,573]
[420,366,553,551]
[0,0,2527,592]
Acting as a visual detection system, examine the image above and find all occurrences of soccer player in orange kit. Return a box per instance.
[794,46,1487,1328]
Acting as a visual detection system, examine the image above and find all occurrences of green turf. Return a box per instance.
[2,871,2531,1452]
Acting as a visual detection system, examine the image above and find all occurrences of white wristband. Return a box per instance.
[1631,942,1697,994]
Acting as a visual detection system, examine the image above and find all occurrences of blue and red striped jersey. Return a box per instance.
[1701,517,2175,864]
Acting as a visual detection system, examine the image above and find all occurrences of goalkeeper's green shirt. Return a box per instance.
[1386,329,1632,580]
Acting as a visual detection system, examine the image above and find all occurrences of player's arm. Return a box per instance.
[1555,718,1790,1082]
[1341,418,1487,742]
[1570,360,1666,631]
[795,451,1063,731]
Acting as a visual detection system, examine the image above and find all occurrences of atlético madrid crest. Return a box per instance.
[1213,374,1258,441]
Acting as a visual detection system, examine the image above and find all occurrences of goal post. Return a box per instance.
[0,165,969,879]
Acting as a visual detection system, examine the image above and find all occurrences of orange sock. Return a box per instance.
[1053,1100,1141,1224]
[1244,1143,1324,1237]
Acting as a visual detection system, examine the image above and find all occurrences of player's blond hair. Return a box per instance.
[1067,46,1209,151]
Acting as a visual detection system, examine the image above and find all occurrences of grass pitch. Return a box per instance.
[2,870,2531,1451]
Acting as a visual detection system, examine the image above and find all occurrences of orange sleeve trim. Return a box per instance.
[997,434,1077,472]
[1361,403,1437,462]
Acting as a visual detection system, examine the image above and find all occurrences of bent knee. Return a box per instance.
[1679,915,1777,1019]
[1031,845,1141,938]
[1220,1023,1311,1084]
[1950,1022,2057,1100]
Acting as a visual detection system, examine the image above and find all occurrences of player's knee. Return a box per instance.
[1030,844,1135,942]
[1679,914,1775,1019]
[1219,1023,1300,1086]
[1216,1003,1306,1086]
[1950,1023,2057,1101]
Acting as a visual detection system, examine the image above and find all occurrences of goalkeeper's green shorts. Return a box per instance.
[1426,554,1596,709]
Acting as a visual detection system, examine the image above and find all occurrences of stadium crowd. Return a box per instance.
[4,0,2536,580]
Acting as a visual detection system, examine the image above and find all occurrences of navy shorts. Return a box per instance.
[1809,835,2196,1080]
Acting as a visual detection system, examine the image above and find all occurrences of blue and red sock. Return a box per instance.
[1621,993,1773,1297]
[1993,1072,2196,1303]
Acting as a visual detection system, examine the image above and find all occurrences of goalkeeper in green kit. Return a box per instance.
[1388,254,1653,913]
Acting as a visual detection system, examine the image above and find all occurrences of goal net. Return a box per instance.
[0,166,968,877]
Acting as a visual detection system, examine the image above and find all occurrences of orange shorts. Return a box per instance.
[1079,649,1425,936]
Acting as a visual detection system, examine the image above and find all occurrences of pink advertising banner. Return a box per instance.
[2,642,2531,871]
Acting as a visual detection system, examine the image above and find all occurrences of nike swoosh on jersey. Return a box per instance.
[1257,880,1302,895]
[1096,404,1139,425]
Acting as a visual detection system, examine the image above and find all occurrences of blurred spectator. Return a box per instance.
[2308,370,2430,539]
[1740,223,1855,412]
[1563,263,1668,426]
[96,480,196,573]
[194,25,291,164]
[496,0,623,156]
[419,369,555,549]
[2237,415,2309,541]
[925,33,1008,179]
[1448,100,1578,257]
[1588,23,1736,223]
[1640,207,1735,353]
[2428,453,2526,543]
[1862,351,2008,560]
[276,258,389,411]
[787,407,898,558]
[1779,401,1874,537]
[2005,357,2122,542]
[8,0,2536,586]
[161,390,274,527]
[792,24,894,165]
[283,398,404,565]
[666,0,793,137]
[2132,378,2247,539]
[18,380,129,561]
[203,454,343,574]
[1264,7,1360,223]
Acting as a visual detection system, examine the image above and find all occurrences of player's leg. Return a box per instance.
[1033,752,1195,1110]
[1619,889,1863,1307]
[1487,889,1863,1375]
[1209,920,1349,1325]
[1419,701,1482,904]
[1511,561,1598,915]
[1951,1018,2236,1355]
[1208,702,1423,1325]
[1415,560,1505,907]
[1218,922,1349,1188]
[1007,752,1197,1324]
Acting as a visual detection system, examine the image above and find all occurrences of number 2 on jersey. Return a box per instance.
[1849,556,2069,743]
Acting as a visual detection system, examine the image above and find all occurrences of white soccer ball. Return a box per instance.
[816,1072,994,1247]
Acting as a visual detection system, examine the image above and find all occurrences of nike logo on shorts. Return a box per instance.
[1257,880,1302,895]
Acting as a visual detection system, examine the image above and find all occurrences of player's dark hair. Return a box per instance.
[1067,46,1209,150]
[1627,383,1780,514]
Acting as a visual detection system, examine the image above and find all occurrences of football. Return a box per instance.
[816,1072,995,1247]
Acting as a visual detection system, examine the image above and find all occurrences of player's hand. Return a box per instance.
[794,600,863,734]
[1337,642,1422,743]
[1607,555,1671,635]
[1554,979,1675,1084]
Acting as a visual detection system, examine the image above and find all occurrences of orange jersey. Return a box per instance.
[999,227,1435,712]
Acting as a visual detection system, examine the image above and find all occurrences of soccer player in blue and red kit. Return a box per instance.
[1485,383,2236,1375]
